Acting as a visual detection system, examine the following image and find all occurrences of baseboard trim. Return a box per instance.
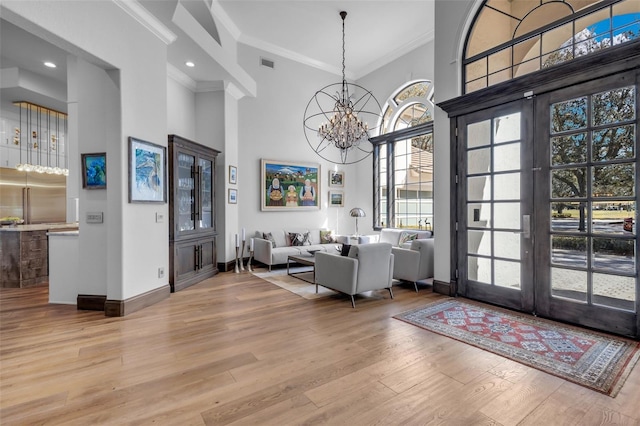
[433,279,456,296]
[77,294,107,311]
[104,284,171,317]
[218,258,251,272]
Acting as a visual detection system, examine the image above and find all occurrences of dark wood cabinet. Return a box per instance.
[0,230,48,288]
[168,135,220,292]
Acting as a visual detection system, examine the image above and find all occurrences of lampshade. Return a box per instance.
[303,11,382,165]
[350,207,366,218]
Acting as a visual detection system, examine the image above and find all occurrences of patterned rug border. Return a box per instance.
[393,298,640,397]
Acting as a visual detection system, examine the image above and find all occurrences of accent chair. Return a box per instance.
[392,239,434,292]
[314,242,394,308]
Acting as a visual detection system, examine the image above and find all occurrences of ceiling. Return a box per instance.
[0,0,435,113]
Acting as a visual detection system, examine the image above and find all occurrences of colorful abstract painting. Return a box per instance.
[82,153,106,189]
[128,137,166,203]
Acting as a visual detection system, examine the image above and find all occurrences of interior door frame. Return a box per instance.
[456,98,535,313]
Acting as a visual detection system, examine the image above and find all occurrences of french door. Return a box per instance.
[457,100,535,312]
[457,71,639,338]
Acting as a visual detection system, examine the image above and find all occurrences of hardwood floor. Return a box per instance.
[1,270,639,425]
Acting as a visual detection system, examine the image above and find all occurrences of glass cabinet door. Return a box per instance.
[177,152,195,232]
[198,157,213,230]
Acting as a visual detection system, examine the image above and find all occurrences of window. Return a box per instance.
[372,80,435,230]
[464,0,640,93]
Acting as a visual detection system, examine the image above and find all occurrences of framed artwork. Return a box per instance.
[81,152,106,189]
[229,165,237,184]
[128,137,166,203]
[228,188,237,204]
[328,190,344,207]
[261,159,320,211]
[329,170,344,187]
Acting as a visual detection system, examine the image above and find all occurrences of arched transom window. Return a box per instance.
[464,0,640,93]
[373,80,435,230]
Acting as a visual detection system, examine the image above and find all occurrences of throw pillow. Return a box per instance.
[263,232,277,248]
[398,231,418,246]
[288,232,311,246]
[319,230,335,244]
[340,244,352,256]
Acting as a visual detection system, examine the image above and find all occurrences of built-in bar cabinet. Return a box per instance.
[168,135,220,292]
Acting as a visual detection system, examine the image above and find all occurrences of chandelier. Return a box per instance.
[303,11,381,165]
[13,101,69,176]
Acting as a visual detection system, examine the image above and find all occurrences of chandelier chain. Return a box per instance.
[342,12,346,86]
[304,10,382,164]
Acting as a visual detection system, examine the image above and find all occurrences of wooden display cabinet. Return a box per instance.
[168,134,220,292]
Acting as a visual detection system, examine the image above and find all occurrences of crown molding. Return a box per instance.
[167,63,196,91]
[197,81,225,93]
[112,0,177,45]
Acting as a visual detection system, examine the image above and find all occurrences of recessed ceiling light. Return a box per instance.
[185,61,195,67]
[44,61,57,68]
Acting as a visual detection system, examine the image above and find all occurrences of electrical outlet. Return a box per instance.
[158,267,165,278]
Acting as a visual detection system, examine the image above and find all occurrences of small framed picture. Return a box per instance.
[228,188,238,204]
[329,170,344,187]
[328,190,344,207]
[81,152,107,189]
[229,165,237,184]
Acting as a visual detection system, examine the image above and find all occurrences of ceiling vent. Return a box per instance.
[260,58,275,69]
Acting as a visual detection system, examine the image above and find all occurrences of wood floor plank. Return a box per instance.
[0,273,638,425]
[479,369,566,426]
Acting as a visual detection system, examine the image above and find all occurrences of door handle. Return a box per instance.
[513,215,531,239]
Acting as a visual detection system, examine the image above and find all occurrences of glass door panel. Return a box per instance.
[199,157,213,230]
[535,72,638,337]
[458,100,534,311]
[177,152,195,232]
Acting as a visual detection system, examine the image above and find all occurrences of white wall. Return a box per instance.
[235,43,355,241]
[195,90,225,152]
[167,77,196,140]
[432,0,479,284]
[70,56,115,297]
[4,0,170,300]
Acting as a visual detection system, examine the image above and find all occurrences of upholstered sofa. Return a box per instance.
[315,243,395,308]
[377,228,433,248]
[253,229,341,270]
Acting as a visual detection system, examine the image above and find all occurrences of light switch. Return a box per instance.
[156,212,164,223]
[86,212,103,223]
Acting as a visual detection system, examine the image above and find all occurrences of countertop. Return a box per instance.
[47,230,79,237]
[0,223,79,232]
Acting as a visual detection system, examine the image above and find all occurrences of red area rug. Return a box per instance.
[394,298,640,397]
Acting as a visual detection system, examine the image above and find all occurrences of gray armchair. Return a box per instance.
[392,238,434,292]
[314,243,394,308]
